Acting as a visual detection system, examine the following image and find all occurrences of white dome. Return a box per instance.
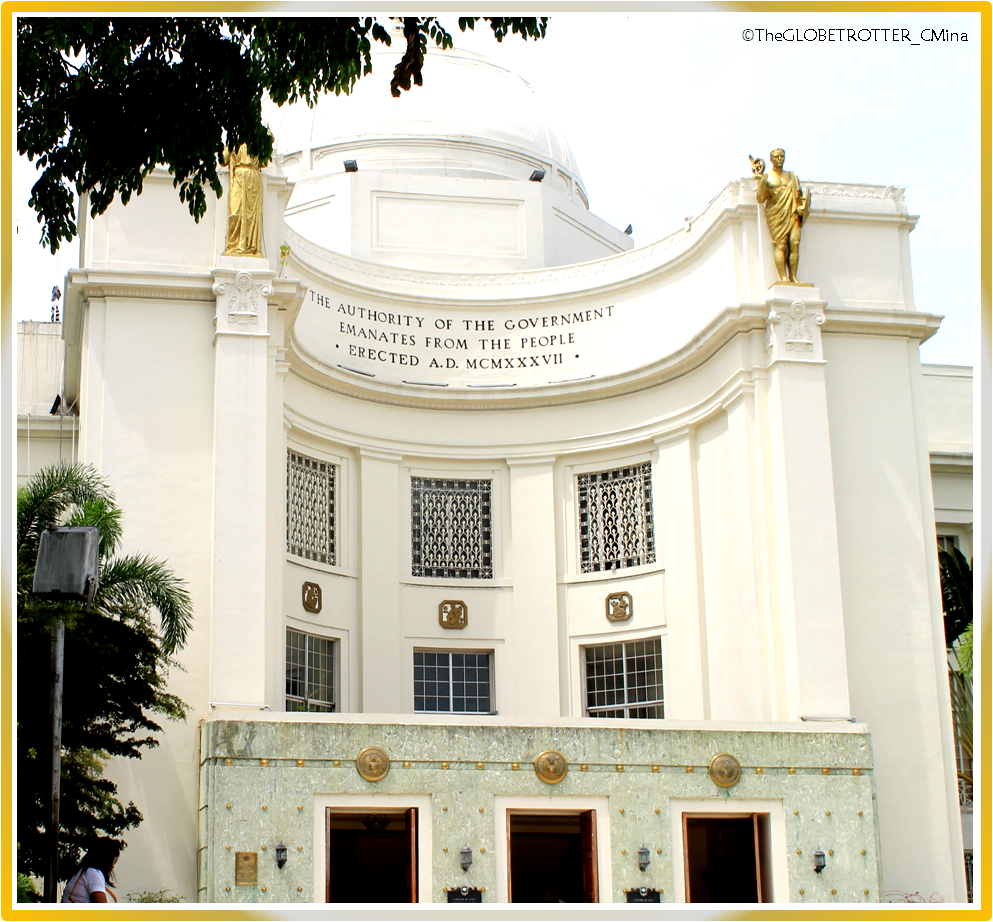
[266,43,587,203]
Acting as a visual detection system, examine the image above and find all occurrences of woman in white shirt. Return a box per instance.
[61,839,120,903]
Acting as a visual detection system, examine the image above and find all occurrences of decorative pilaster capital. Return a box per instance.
[211,268,275,337]
[766,298,826,361]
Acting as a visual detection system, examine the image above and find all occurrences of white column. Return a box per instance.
[357,449,403,713]
[653,430,707,719]
[208,266,273,707]
[722,386,773,720]
[764,287,851,719]
[507,457,560,717]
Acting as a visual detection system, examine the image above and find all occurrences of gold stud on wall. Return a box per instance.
[442,762,450,770]
[652,765,659,772]
[616,764,624,772]
[333,760,340,767]
[297,805,303,811]
[226,805,232,810]
[756,768,763,774]
[789,767,796,774]
[404,761,411,769]
[512,763,520,771]
[686,766,694,773]
[225,758,232,766]
[581,764,588,772]
[477,762,484,770]
[260,759,268,767]
[853,768,861,775]
[822,768,829,775]
[296,760,304,767]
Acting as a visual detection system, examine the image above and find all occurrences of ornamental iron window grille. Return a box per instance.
[285,628,336,712]
[287,450,336,565]
[411,478,493,579]
[584,638,664,719]
[578,462,655,573]
[414,650,492,713]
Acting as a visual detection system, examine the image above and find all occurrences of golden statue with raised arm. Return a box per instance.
[750,148,810,283]
[222,144,263,257]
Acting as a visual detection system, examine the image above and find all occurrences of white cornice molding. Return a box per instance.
[820,307,942,341]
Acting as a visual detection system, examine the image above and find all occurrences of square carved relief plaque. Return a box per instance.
[439,600,467,629]
[605,591,633,622]
[302,581,322,613]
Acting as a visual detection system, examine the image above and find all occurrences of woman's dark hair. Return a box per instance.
[76,839,121,884]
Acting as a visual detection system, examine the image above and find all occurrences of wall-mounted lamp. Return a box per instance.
[460,844,473,872]
[637,846,651,872]
[275,842,288,869]
[624,225,633,236]
[813,847,826,873]
[343,159,358,172]
[529,169,545,182]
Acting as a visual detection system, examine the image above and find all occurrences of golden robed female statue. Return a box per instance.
[222,144,263,257]
[750,148,810,283]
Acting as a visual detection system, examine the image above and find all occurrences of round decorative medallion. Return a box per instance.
[534,750,568,785]
[356,747,390,782]
[709,753,741,788]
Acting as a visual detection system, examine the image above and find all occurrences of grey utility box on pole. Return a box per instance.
[32,526,100,602]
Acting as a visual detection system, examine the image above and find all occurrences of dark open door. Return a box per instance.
[404,807,418,903]
[579,810,599,903]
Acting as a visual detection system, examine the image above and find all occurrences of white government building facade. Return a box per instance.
[16,43,973,904]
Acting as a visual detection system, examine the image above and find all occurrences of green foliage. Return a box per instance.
[938,547,972,647]
[125,889,184,902]
[956,621,973,681]
[16,462,192,878]
[17,872,40,903]
[18,17,547,252]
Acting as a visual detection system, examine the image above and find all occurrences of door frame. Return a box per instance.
[312,793,432,903]
[494,795,612,903]
[669,798,787,903]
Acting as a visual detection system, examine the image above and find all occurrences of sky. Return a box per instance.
[12,10,980,366]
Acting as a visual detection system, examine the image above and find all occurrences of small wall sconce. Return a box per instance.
[460,844,473,872]
[813,847,826,873]
[529,169,545,182]
[275,842,288,869]
[343,159,358,172]
[638,846,651,872]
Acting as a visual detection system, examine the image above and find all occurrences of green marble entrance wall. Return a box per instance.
[198,718,882,904]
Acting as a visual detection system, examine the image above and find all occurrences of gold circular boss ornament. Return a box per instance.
[709,753,741,788]
[356,747,390,782]
[534,750,568,785]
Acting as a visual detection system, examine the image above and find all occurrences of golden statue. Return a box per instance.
[222,144,263,256]
[750,148,810,283]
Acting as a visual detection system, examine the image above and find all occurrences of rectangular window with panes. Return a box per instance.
[411,477,493,579]
[578,462,655,573]
[285,628,336,712]
[287,450,336,565]
[413,650,493,713]
[583,638,663,718]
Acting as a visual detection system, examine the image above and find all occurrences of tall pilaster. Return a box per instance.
[507,457,560,717]
[653,430,708,719]
[763,286,851,720]
[357,449,403,713]
[208,266,273,707]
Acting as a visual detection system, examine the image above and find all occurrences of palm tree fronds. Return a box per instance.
[96,554,193,654]
[17,462,114,557]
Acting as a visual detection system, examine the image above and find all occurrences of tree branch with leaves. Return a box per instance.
[17,16,547,252]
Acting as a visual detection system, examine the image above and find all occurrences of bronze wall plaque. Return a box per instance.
[439,600,467,629]
[534,750,568,785]
[235,851,258,886]
[606,591,633,622]
[356,747,390,782]
[302,581,322,613]
[709,753,742,788]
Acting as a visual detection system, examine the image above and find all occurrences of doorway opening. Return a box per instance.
[682,813,772,902]
[325,808,418,902]
[507,811,598,902]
